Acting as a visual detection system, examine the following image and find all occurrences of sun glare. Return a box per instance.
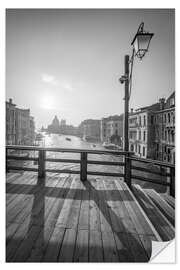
[41,96,54,110]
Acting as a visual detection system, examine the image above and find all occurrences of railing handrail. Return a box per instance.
[6,145,175,197]
[6,145,131,156]
[129,155,175,168]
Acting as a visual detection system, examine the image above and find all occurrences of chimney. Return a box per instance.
[159,98,165,110]
[9,98,12,104]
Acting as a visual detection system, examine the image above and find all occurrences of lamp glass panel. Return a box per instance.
[133,37,139,54]
[137,34,152,51]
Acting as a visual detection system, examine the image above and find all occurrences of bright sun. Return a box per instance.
[41,96,54,110]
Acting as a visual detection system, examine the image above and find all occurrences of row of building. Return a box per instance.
[43,116,79,136]
[129,92,175,164]
[77,92,175,164]
[78,115,123,144]
[6,98,35,145]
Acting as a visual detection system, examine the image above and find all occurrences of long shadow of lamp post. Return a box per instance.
[119,22,154,188]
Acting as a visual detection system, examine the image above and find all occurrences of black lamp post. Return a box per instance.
[119,22,154,187]
[120,22,154,152]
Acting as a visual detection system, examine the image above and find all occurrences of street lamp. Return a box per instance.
[119,22,154,153]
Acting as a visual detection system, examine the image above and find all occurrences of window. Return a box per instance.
[151,115,154,125]
[143,146,146,157]
[164,114,166,123]
[143,115,146,126]
[115,123,118,127]
[139,116,141,126]
[130,144,134,152]
[143,131,146,141]
[138,145,141,154]
[168,113,171,123]
[139,130,141,140]
[172,131,175,143]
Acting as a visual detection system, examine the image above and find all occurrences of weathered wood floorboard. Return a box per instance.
[6,172,175,262]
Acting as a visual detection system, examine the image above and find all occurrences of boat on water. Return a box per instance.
[66,137,71,141]
[103,142,121,150]
[83,135,99,143]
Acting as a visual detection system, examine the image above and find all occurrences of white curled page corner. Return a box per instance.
[150,240,175,263]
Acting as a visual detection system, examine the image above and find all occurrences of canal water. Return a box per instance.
[9,133,167,192]
[35,133,124,176]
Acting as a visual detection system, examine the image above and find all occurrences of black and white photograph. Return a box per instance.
[5,8,175,263]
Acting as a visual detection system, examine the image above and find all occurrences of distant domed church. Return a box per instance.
[47,115,60,133]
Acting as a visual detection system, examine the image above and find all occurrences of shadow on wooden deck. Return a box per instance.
[6,175,152,262]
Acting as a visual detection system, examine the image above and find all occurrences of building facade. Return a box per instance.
[129,103,160,158]
[154,92,175,164]
[6,99,35,146]
[15,108,31,145]
[6,98,16,145]
[79,119,101,142]
[101,115,123,145]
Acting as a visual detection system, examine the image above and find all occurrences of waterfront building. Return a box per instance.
[6,98,16,145]
[15,108,31,145]
[129,103,160,159]
[29,116,35,145]
[154,92,175,164]
[80,119,101,142]
[100,114,123,145]
[6,99,35,146]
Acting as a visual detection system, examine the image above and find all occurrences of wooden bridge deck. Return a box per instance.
[6,172,175,262]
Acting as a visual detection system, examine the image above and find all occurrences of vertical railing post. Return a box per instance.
[6,148,9,173]
[80,152,87,181]
[170,167,175,197]
[125,152,131,188]
[38,149,46,178]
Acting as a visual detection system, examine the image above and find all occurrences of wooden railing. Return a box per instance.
[6,145,126,181]
[6,145,175,197]
[127,156,175,197]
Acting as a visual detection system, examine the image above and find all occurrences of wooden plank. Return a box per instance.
[27,226,56,262]
[66,179,82,229]
[101,231,119,262]
[116,181,161,240]
[89,230,103,262]
[144,189,175,226]
[6,222,20,245]
[96,179,112,232]
[89,179,101,231]
[55,177,78,228]
[102,180,127,233]
[6,218,30,261]
[42,227,65,262]
[6,174,35,206]
[114,232,135,262]
[106,179,137,234]
[58,228,77,262]
[125,233,149,262]
[11,225,42,262]
[27,177,69,262]
[73,229,89,262]
[78,181,90,230]
[133,184,175,241]
[161,193,175,209]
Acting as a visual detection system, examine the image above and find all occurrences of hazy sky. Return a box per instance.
[6,9,175,129]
